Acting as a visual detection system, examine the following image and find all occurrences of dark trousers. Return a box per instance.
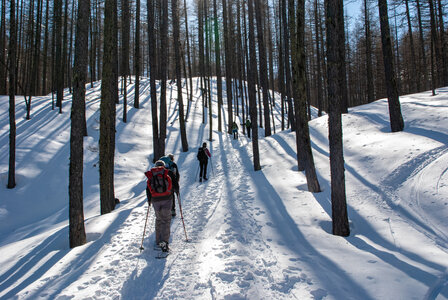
[199,160,208,179]
[152,199,172,244]
[247,127,251,138]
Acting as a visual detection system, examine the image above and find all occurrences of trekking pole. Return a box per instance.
[139,202,151,252]
[177,193,189,242]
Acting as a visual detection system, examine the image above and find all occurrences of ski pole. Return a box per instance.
[139,202,151,252]
[177,193,189,241]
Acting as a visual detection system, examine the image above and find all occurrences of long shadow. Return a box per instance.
[232,144,374,298]
[7,200,147,299]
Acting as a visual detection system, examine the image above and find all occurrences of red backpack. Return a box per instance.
[145,167,173,201]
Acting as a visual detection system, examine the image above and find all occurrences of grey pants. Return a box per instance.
[152,199,172,244]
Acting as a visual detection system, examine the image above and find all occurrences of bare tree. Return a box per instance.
[100,0,118,214]
[121,0,130,122]
[134,0,141,108]
[69,0,90,248]
[8,0,17,189]
[326,0,350,236]
[247,0,260,171]
[378,0,404,132]
[254,0,271,136]
[290,0,321,193]
[172,0,189,152]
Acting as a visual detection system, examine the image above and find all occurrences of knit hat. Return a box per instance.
[155,160,165,167]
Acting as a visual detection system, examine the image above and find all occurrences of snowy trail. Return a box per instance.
[1,80,448,299]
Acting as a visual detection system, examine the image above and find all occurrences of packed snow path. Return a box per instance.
[1,79,448,299]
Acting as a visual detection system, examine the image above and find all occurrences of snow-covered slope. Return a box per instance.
[0,78,447,299]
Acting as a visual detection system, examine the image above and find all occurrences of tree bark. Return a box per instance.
[69,0,89,248]
[100,0,118,214]
[326,0,350,236]
[254,0,271,136]
[291,0,321,193]
[8,0,17,189]
[134,0,141,108]
[247,0,260,171]
[172,0,189,152]
[378,0,404,132]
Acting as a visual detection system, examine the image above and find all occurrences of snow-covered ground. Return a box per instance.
[0,77,447,299]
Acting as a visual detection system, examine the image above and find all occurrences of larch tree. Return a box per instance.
[378,0,404,132]
[100,0,118,214]
[222,0,234,134]
[326,0,350,236]
[8,0,17,189]
[172,0,189,152]
[148,0,162,162]
[121,0,130,123]
[247,0,260,171]
[290,0,321,193]
[213,0,223,133]
[69,0,90,248]
[134,0,141,109]
[254,0,271,137]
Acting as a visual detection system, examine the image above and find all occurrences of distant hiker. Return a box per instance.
[245,119,251,138]
[160,153,180,217]
[197,142,211,182]
[232,121,239,139]
[145,160,179,252]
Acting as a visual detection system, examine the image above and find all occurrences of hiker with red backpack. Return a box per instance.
[197,142,211,182]
[145,160,179,252]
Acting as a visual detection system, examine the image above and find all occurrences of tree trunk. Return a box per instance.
[325,0,350,237]
[121,0,130,122]
[416,0,429,91]
[0,0,7,94]
[281,0,295,131]
[223,0,234,134]
[8,0,17,189]
[55,0,63,112]
[364,0,374,102]
[148,0,161,162]
[378,0,404,132]
[291,0,321,193]
[172,0,189,152]
[69,0,89,248]
[134,0,141,108]
[214,0,223,133]
[100,0,118,214]
[247,0,260,171]
[254,0,271,136]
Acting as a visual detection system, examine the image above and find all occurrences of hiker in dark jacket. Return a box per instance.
[245,119,251,138]
[197,142,211,182]
[145,160,179,252]
[232,121,239,139]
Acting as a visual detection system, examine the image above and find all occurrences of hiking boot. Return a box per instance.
[159,241,169,252]
[203,177,208,181]
[171,209,176,217]
[199,177,202,182]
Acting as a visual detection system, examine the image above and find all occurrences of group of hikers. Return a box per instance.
[231,119,252,140]
[144,142,211,253]
[144,118,252,253]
